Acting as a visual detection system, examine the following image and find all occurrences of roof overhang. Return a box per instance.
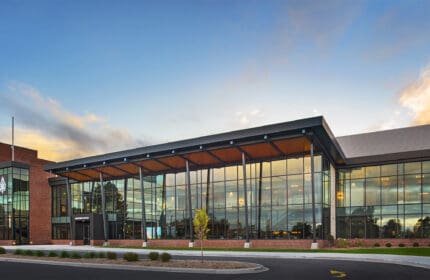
[45,116,345,182]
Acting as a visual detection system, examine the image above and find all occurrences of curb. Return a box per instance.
[0,257,268,274]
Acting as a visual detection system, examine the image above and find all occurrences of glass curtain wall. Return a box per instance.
[0,167,29,244]
[51,154,329,240]
[336,161,430,238]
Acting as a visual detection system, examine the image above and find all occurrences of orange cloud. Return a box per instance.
[399,64,430,125]
[1,82,144,161]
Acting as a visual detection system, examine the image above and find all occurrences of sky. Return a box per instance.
[1,0,430,161]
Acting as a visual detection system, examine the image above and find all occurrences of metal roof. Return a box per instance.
[337,124,430,165]
[45,116,345,181]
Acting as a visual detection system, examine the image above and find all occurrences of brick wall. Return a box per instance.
[0,143,54,244]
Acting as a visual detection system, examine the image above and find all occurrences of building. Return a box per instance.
[0,143,54,245]
[1,116,429,248]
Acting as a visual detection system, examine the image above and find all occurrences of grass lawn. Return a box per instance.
[103,246,430,257]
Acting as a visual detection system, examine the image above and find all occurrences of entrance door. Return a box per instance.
[83,223,90,245]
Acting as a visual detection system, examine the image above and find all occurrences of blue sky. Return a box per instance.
[1,0,430,161]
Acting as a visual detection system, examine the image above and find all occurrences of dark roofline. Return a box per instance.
[45,116,342,172]
[336,123,430,139]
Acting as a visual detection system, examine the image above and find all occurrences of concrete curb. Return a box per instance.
[0,257,268,275]
[2,245,430,271]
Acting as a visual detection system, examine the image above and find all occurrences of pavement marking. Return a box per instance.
[330,269,346,278]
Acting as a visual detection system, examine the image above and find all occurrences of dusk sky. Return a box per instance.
[1,0,430,161]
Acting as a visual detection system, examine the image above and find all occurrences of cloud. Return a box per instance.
[0,82,145,161]
[399,64,430,125]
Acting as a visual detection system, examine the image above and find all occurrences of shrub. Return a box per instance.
[385,243,392,248]
[14,249,23,255]
[24,250,33,256]
[97,252,106,258]
[373,242,380,247]
[413,242,419,247]
[123,252,139,262]
[35,250,45,257]
[148,251,159,261]
[83,252,96,259]
[160,252,171,262]
[398,243,405,248]
[71,252,81,259]
[106,252,117,260]
[60,251,70,258]
[0,247,6,254]
[335,238,349,248]
[48,251,58,257]
[352,239,366,247]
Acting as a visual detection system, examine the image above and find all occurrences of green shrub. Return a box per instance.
[0,247,6,254]
[60,251,70,258]
[123,252,139,262]
[373,242,380,247]
[413,242,419,247]
[106,252,117,260]
[48,251,58,257]
[352,239,366,247]
[24,250,33,256]
[71,252,81,259]
[398,243,405,247]
[385,243,392,248]
[35,250,45,257]
[148,251,159,261]
[335,238,349,248]
[83,252,96,258]
[160,252,171,262]
[14,249,23,255]
[97,252,106,258]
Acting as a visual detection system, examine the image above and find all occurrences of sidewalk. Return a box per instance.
[2,245,430,270]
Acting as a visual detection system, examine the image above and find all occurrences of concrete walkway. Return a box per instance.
[2,245,430,270]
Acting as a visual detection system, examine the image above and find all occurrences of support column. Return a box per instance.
[99,173,109,246]
[242,152,250,248]
[330,164,337,239]
[185,160,194,247]
[310,142,318,249]
[65,178,74,245]
[139,167,148,247]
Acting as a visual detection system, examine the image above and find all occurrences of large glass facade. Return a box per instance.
[336,161,430,238]
[51,154,330,240]
[0,167,30,244]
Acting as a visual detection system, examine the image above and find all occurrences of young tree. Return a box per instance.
[193,208,209,262]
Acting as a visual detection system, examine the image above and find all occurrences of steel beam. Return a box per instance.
[310,142,317,243]
[65,178,74,244]
[139,167,148,243]
[185,160,194,242]
[99,172,109,244]
[242,152,250,244]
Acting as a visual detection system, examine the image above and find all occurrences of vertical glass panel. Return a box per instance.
[350,179,364,206]
[404,175,421,204]
[423,161,430,173]
[260,206,272,238]
[165,173,175,187]
[404,215,421,238]
[212,167,224,182]
[213,182,225,208]
[366,178,380,206]
[423,175,430,203]
[261,178,271,207]
[381,176,397,205]
[225,181,237,208]
[351,167,364,179]
[272,206,286,237]
[381,164,397,176]
[405,162,421,174]
[262,162,271,177]
[287,175,303,205]
[176,173,185,185]
[225,166,237,181]
[365,166,380,178]
[271,160,286,176]
[288,205,303,238]
[287,158,303,175]
[381,216,401,238]
[272,176,286,206]
[336,179,347,207]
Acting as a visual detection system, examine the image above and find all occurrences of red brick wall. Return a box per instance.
[0,143,54,244]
